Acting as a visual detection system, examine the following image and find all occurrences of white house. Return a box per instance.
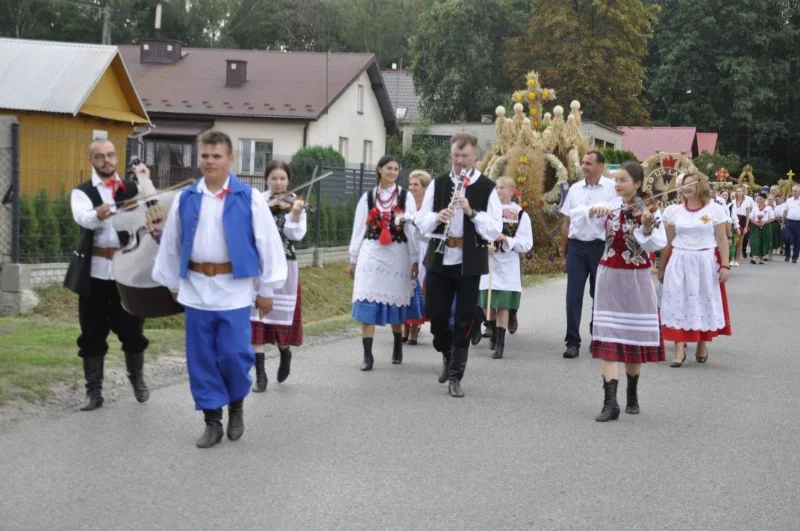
[119,40,396,183]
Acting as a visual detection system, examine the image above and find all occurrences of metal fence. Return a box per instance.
[0,120,17,264]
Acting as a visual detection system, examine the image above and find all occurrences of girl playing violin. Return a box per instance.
[584,161,667,422]
[251,160,307,391]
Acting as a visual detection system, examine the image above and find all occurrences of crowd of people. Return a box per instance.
[66,130,794,447]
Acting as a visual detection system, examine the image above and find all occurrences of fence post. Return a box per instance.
[312,161,323,267]
[358,163,365,197]
[10,122,20,263]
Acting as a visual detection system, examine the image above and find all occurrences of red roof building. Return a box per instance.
[618,126,718,161]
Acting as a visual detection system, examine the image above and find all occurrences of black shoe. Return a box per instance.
[361,337,374,371]
[80,356,104,411]
[470,319,483,346]
[670,352,686,368]
[277,347,292,383]
[482,320,496,338]
[124,351,150,403]
[785,256,790,262]
[392,332,403,365]
[408,338,418,346]
[793,260,798,264]
[196,409,223,448]
[595,378,620,422]
[492,328,506,359]
[625,373,640,415]
[226,399,244,441]
[448,378,464,398]
[563,345,580,359]
[253,352,267,392]
[438,352,451,384]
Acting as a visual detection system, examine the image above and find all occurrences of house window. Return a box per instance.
[362,140,373,166]
[144,139,194,177]
[239,139,273,175]
[338,137,349,161]
[357,84,364,114]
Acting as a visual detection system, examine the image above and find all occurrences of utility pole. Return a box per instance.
[101,3,111,44]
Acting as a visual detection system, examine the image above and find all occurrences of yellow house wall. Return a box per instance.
[0,112,132,196]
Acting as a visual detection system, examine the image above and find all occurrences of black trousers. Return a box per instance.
[565,239,605,347]
[425,265,480,354]
[77,278,149,358]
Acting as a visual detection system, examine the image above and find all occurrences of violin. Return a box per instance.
[268,193,316,213]
[625,193,661,228]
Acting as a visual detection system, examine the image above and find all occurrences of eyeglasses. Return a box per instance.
[92,152,117,162]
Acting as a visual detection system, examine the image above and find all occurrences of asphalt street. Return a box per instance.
[1,262,798,530]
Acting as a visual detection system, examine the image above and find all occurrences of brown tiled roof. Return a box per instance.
[118,45,396,130]
[381,69,419,121]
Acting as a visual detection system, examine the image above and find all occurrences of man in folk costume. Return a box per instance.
[64,139,150,411]
[418,133,503,398]
[153,131,287,448]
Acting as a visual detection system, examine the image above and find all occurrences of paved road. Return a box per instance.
[1,262,799,530]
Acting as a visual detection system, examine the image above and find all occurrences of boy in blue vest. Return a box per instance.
[153,131,287,448]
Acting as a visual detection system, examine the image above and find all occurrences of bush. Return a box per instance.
[601,149,638,164]
[53,191,78,260]
[18,195,40,262]
[289,146,345,183]
[693,151,742,179]
[33,189,61,262]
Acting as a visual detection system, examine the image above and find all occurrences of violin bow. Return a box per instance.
[272,171,334,202]
[608,180,698,216]
[113,178,196,210]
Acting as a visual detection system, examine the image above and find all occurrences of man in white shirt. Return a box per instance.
[65,140,150,411]
[559,151,617,359]
[784,184,800,263]
[153,131,287,448]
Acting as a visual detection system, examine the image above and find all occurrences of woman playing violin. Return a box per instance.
[583,161,667,422]
[250,160,307,391]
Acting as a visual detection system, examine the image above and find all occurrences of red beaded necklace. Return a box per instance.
[376,186,398,209]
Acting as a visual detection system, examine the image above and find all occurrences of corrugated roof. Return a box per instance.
[0,38,119,114]
[118,45,395,130]
[381,69,420,121]
[696,132,718,155]
[618,126,697,161]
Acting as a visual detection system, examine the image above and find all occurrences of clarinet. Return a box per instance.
[435,169,469,254]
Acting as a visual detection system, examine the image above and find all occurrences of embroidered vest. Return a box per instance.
[178,173,260,279]
[364,187,409,243]
[271,207,297,261]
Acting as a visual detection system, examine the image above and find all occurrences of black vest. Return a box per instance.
[63,178,137,296]
[423,173,495,276]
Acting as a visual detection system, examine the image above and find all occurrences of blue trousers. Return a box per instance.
[785,220,800,261]
[565,239,605,347]
[185,306,255,410]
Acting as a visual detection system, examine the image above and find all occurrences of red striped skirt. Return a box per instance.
[251,281,303,347]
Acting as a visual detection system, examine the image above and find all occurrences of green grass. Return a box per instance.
[2,263,552,405]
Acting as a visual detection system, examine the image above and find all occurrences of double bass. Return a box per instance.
[112,166,193,318]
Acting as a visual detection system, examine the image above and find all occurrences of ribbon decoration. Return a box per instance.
[378,212,392,246]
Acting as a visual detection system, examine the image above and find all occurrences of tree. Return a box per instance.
[506,0,657,127]
[408,0,525,122]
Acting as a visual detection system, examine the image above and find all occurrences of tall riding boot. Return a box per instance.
[360,337,374,371]
[253,352,267,392]
[447,347,468,398]
[470,311,484,345]
[492,328,506,359]
[626,373,640,414]
[489,322,498,350]
[508,309,519,335]
[196,408,223,448]
[438,348,451,384]
[483,319,496,339]
[277,347,292,383]
[80,356,104,411]
[595,378,620,422]
[227,399,245,441]
[392,332,403,365]
[124,351,150,403]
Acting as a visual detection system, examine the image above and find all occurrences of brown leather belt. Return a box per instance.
[188,261,233,276]
[445,237,463,249]
[92,247,117,259]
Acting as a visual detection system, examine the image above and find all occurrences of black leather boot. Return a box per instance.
[508,310,518,334]
[492,328,506,359]
[361,337,374,371]
[392,332,403,365]
[80,356,104,411]
[482,320,496,338]
[626,373,640,414]
[277,347,292,383]
[227,399,245,441]
[124,351,149,403]
[595,378,620,422]
[470,311,484,345]
[253,352,267,392]
[438,349,451,384]
[448,347,468,398]
[489,323,498,350]
[196,409,223,448]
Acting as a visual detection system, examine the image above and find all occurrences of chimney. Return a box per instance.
[226,60,247,88]
[140,39,184,64]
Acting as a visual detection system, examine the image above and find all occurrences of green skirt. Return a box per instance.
[772,222,783,250]
[479,290,521,310]
[750,224,770,257]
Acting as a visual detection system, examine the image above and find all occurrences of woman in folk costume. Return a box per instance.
[478,176,533,359]
[658,172,731,367]
[748,193,774,265]
[402,170,432,345]
[348,155,422,370]
[251,161,307,392]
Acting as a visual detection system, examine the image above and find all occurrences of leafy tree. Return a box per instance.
[601,149,639,165]
[693,151,742,179]
[506,0,657,127]
[409,0,525,122]
[289,146,345,183]
[18,195,39,263]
